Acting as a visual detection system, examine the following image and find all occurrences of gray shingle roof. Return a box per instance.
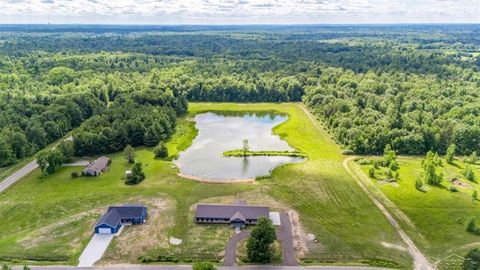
[196,204,269,220]
[84,156,110,173]
[107,205,146,217]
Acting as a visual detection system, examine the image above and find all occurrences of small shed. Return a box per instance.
[83,156,111,176]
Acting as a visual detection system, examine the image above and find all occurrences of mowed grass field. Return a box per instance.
[356,157,480,262]
[0,103,411,267]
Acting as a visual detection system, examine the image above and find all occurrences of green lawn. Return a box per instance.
[356,156,480,262]
[0,103,411,267]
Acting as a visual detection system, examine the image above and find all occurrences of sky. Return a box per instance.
[0,0,478,24]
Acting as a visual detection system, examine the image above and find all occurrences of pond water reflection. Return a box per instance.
[173,112,303,181]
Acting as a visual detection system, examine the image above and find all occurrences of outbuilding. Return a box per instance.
[83,156,111,176]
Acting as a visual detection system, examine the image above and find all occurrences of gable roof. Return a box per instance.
[95,204,146,229]
[230,211,246,222]
[196,204,269,220]
[84,156,110,172]
[107,204,146,218]
[96,209,121,228]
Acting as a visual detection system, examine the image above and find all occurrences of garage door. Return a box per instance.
[98,228,112,234]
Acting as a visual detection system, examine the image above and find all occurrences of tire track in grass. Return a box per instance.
[344,157,432,270]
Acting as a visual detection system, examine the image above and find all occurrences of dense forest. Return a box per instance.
[0,24,479,167]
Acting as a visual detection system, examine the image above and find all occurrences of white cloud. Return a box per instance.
[0,0,478,23]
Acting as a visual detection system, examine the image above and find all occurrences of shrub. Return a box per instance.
[342,149,354,155]
[368,167,375,178]
[449,186,458,192]
[415,179,424,191]
[463,248,480,270]
[464,167,477,182]
[193,262,217,270]
[71,171,79,178]
[358,158,372,165]
[153,142,168,159]
[466,219,479,235]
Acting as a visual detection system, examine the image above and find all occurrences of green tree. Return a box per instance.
[124,144,135,164]
[57,140,74,162]
[467,219,478,234]
[463,248,480,270]
[423,151,442,185]
[466,151,478,164]
[368,167,375,178]
[1,265,11,270]
[0,138,14,167]
[23,266,31,270]
[153,142,168,159]
[37,149,65,175]
[247,217,276,263]
[125,162,145,185]
[446,144,456,164]
[192,262,216,270]
[383,144,397,167]
[242,139,249,157]
[465,167,477,182]
[473,191,478,202]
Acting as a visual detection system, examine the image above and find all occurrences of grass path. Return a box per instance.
[343,157,432,270]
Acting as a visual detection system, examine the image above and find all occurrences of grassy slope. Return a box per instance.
[0,103,410,267]
[357,157,480,261]
[187,103,411,267]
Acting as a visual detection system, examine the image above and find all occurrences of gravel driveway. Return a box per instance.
[78,233,115,267]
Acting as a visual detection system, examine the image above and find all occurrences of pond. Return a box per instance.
[173,112,304,182]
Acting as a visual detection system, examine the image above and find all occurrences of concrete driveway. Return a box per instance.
[78,234,115,267]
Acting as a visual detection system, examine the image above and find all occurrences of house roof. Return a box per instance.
[196,204,269,220]
[107,204,146,218]
[95,204,146,228]
[84,156,110,172]
[96,209,121,228]
[230,211,246,222]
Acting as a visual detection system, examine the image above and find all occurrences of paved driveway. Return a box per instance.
[224,231,251,266]
[276,213,298,266]
[78,234,115,267]
[0,160,38,193]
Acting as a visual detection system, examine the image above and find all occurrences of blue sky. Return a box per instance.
[1,0,478,24]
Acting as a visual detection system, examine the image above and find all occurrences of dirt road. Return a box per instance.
[343,157,432,270]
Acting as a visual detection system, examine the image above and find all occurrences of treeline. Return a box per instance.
[0,93,104,166]
[304,67,480,155]
[73,91,186,156]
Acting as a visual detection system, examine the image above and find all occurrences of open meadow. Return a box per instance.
[354,156,480,263]
[0,103,412,267]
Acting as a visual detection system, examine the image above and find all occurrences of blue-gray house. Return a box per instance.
[95,205,147,234]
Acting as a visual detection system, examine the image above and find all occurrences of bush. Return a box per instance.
[71,171,79,178]
[342,149,354,155]
[193,262,217,270]
[466,219,480,235]
[463,248,480,270]
[153,142,168,159]
[368,167,375,177]
[464,168,477,182]
[449,186,458,192]
[415,179,424,191]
